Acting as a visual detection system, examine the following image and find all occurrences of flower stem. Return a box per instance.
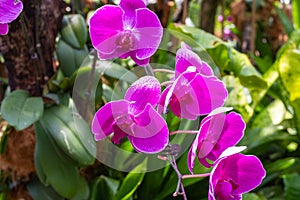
[145,63,154,76]
[161,148,187,200]
[182,173,210,179]
[160,80,174,87]
[170,130,198,135]
[153,68,175,74]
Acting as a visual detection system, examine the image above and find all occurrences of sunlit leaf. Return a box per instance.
[114,159,147,200]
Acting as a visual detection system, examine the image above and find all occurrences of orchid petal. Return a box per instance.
[157,85,171,114]
[92,100,129,140]
[132,9,163,60]
[0,0,23,24]
[0,23,9,35]
[119,0,146,28]
[211,154,266,197]
[89,5,124,55]
[207,112,245,160]
[175,43,213,77]
[125,76,161,112]
[187,133,200,173]
[128,105,169,153]
[121,50,151,66]
[190,74,228,115]
[164,72,199,119]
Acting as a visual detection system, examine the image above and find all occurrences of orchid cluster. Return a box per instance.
[0,0,23,35]
[90,0,266,199]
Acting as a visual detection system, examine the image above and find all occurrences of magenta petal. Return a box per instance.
[208,112,245,160]
[119,0,146,28]
[128,104,169,153]
[175,43,213,77]
[0,23,9,35]
[0,0,23,23]
[125,76,161,112]
[132,9,163,59]
[92,100,129,140]
[164,72,199,119]
[157,85,171,114]
[190,74,228,115]
[187,133,200,173]
[123,50,150,66]
[89,5,124,55]
[210,153,266,199]
[120,0,146,11]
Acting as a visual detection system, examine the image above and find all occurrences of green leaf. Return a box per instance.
[243,193,265,200]
[252,99,288,128]
[167,23,267,93]
[56,39,88,77]
[278,49,300,101]
[291,99,300,135]
[61,14,87,49]
[34,121,89,199]
[114,159,147,200]
[266,158,296,174]
[90,176,120,200]
[0,90,44,130]
[41,105,95,166]
[283,173,300,200]
[275,3,294,35]
[292,0,300,29]
[27,178,64,200]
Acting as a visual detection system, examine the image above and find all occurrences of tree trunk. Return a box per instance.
[200,0,219,33]
[0,0,65,96]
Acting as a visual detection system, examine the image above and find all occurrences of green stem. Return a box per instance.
[170,130,198,135]
[182,173,210,179]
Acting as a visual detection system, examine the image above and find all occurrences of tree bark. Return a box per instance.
[0,0,65,96]
[200,0,220,33]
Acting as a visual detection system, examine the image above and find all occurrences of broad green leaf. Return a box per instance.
[61,14,87,49]
[90,176,120,200]
[167,23,267,90]
[34,121,89,199]
[252,99,288,128]
[57,39,88,77]
[114,159,147,200]
[27,178,64,200]
[0,90,43,130]
[42,105,95,166]
[278,49,300,101]
[223,75,253,122]
[283,173,300,200]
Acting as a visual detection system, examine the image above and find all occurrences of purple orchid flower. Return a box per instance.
[209,146,266,200]
[92,76,169,153]
[188,108,245,172]
[158,43,228,120]
[0,0,23,35]
[89,0,163,66]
